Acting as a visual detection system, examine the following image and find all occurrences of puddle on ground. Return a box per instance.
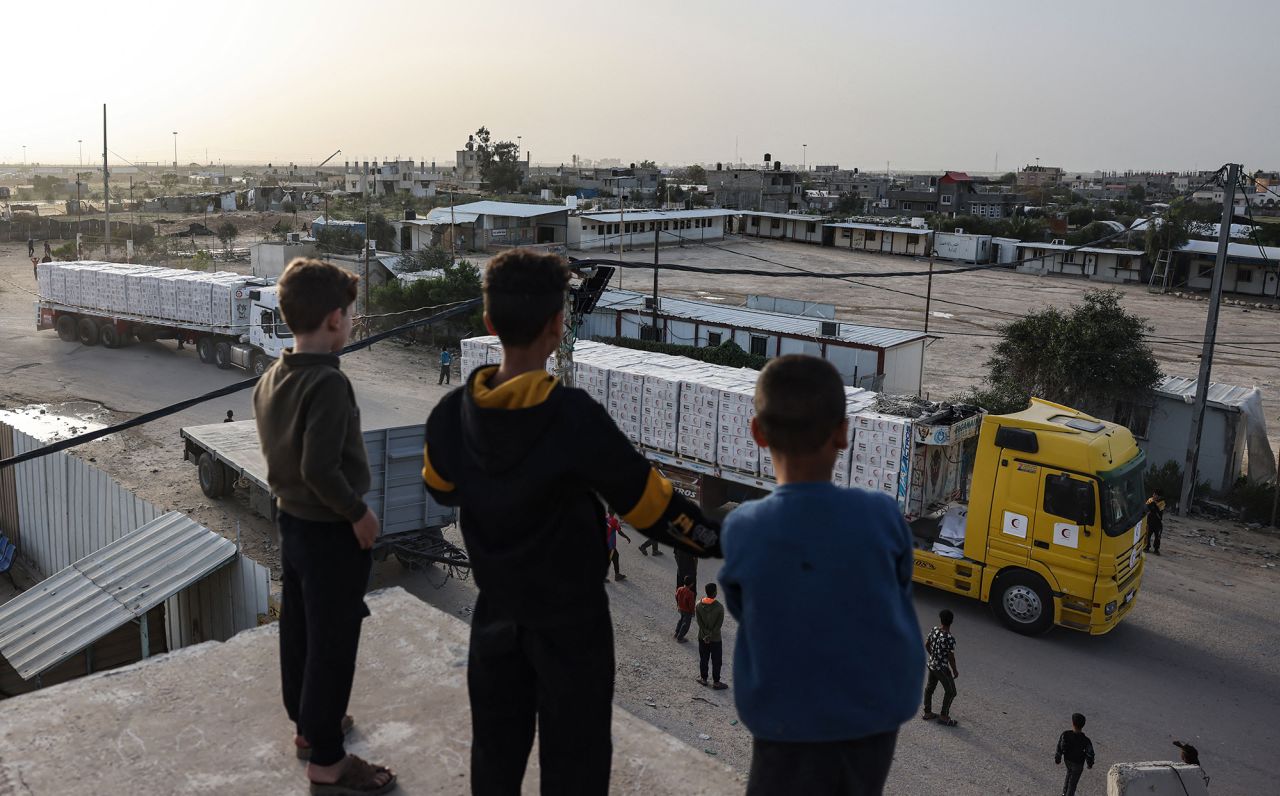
[0,401,109,442]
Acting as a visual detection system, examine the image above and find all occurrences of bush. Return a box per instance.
[1224,478,1278,525]
[597,337,768,369]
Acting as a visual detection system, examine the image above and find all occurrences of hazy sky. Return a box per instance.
[3,0,1276,173]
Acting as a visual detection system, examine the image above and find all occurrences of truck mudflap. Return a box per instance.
[37,305,55,331]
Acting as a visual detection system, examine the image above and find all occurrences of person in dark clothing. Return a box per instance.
[223,410,235,423]
[674,575,695,642]
[695,582,727,689]
[605,510,631,582]
[673,546,697,592]
[1144,489,1165,555]
[27,237,35,257]
[253,258,395,795]
[43,240,51,258]
[638,535,664,556]
[1055,713,1095,796]
[922,609,959,726]
[421,248,721,795]
[439,348,452,385]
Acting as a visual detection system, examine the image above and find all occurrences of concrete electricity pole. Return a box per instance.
[1178,162,1240,515]
[103,104,110,257]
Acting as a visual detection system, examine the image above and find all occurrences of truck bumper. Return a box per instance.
[1083,557,1144,635]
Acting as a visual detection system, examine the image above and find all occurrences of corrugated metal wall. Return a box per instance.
[0,422,271,672]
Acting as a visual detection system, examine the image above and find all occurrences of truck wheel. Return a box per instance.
[56,315,78,342]
[99,324,122,348]
[77,317,99,346]
[214,342,232,369]
[197,452,228,499]
[251,353,271,377]
[991,571,1055,636]
[196,336,216,364]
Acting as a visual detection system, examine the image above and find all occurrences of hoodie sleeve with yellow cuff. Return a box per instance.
[574,399,722,558]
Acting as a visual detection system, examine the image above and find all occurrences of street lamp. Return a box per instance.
[78,139,82,166]
[173,131,178,171]
[21,145,26,164]
[802,143,807,172]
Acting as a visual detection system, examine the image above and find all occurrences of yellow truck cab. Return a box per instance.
[910,398,1147,635]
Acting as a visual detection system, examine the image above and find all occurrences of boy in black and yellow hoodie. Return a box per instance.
[423,249,721,795]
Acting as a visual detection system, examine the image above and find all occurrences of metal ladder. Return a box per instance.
[1148,249,1173,293]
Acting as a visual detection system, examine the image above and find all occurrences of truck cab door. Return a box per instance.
[249,305,269,350]
[985,457,1040,568]
[1032,470,1102,605]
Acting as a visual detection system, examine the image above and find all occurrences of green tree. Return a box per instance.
[216,221,238,253]
[997,171,1017,185]
[976,289,1161,418]
[637,159,657,169]
[370,258,483,341]
[1143,205,1189,263]
[1067,207,1094,227]
[835,191,863,215]
[681,164,707,185]
[399,246,452,273]
[1128,184,1147,203]
[1066,221,1115,246]
[467,126,524,194]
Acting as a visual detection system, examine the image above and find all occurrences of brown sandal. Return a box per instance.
[295,715,355,760]
[309,755,396,795]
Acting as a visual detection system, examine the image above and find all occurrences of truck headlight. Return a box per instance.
[1104,601,1117,616]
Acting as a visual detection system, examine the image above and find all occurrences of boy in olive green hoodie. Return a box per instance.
[696,582,727,689]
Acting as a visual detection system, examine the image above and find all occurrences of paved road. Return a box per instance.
[2,249,1276,794]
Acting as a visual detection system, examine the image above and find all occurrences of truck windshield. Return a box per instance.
[274,309,293,339]
[1099,452,1146,536]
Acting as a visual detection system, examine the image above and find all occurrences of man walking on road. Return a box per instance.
[605,510,630,582]
[674,575,695,642]
[638,534,664,557]
[696,582,727,689]
[27,236,35,258]
[1144,489,1165,555]
[921,609,959,726]
[438,348,452,385]
[674,546,697,592]
[1055,712,1095,796]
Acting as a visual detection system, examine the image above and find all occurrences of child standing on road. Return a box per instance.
[1055,712,1096,796]
[695,582,727,689]
[921,609,960,726]
[606,510,631,582]
[421,248,721,794]
[1144,489,1165,555]
[674,575,696,642]
[719,355,924,796]
[252,258,395,795]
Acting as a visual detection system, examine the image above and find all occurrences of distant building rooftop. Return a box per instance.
[582,208,735,223]
[1014,241,1144,256]
[824,221,931,236]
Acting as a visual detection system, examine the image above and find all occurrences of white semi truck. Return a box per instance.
[34,260,288,375]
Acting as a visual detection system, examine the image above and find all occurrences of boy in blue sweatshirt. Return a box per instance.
[719,355,924,796]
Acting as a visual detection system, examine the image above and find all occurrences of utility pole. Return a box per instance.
[919,250,935,397]
[652,225,660,338]
[450,190,456,264]
[1179,163,1240,516]
[618,193,625,290]
[78,139,82,166]
[363,199,371,330]
[103,104,110,257]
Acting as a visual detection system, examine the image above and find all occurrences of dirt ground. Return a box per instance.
[2,234,1280,791]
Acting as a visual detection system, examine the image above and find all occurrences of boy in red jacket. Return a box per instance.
[675,576,696,642]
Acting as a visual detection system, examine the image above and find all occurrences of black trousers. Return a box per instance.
[638,537,659,554]
[924,668,957,716]
[698,639,723,682]
[439,364,451,384]
[674,549,698,592]
[609,548,622,576]
[468,597,615,795]
[675,611,693,640]
[278,512,372,767]
[747,731,899,796]
[1145,523,1162,552]
[1062,760,1085,796]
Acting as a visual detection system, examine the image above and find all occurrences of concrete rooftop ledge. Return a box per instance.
[0,588,741,795]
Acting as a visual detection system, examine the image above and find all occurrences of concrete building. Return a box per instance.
[342,159,454,198]
[582,288,928,394]
[707,167,804,213]
[823,222,932,256]
[1136,376,1273,493]
[1013,242,1145,283]
[885,171,1022,219]
[735,211,829,244]
[819,171,891,206]
[249,240,320,279]
[1179,239,1280,297]
[1016,164,1064,188]
[569,208,732,250]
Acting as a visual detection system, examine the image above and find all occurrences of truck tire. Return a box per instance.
[77,317,99,346]
[251,353,271,377]
[99,323,122,348]
[214,341,232,369]
[991,571,1055,636]
[56,315,78,342]
[196,336,217,364]
[197,452,229,499]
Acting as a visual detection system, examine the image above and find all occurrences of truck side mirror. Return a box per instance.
[1070,481,1096,526]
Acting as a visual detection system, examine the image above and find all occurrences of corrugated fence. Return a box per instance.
[0,422,269,691]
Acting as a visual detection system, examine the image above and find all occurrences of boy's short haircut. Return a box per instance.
[754,355,846,456]
[483,248,570,347]
[277,257,359,334]
[1072,712,1086,729]
[939,609,954,626]
[683,575,693,587]
[705,582,717,597]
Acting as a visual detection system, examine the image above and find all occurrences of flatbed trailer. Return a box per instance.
[181,421,468,570]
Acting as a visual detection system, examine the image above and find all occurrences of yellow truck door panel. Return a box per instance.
[1031,470,1102,616]
[912,550,981,597]
[985,459,1038,568]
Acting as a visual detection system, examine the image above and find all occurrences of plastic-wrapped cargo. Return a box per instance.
[210,273,253,327]
[36,261,55,299]
[677,371,723,465]
[851,411,913,506]
[831,389,878,486]
[714,374,761,476]
[158,272,186,321]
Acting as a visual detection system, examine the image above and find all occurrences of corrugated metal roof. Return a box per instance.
[736,210,831,222]
[1154,375,1257,411]
[404,209,480,226]
[594,289,926,349]
[0,512,236,680]
[823,222,932,236]
[1178,238,1280,262]
[450,201,569,219]
[1014,242,1144,256]
[582,208,735,223]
